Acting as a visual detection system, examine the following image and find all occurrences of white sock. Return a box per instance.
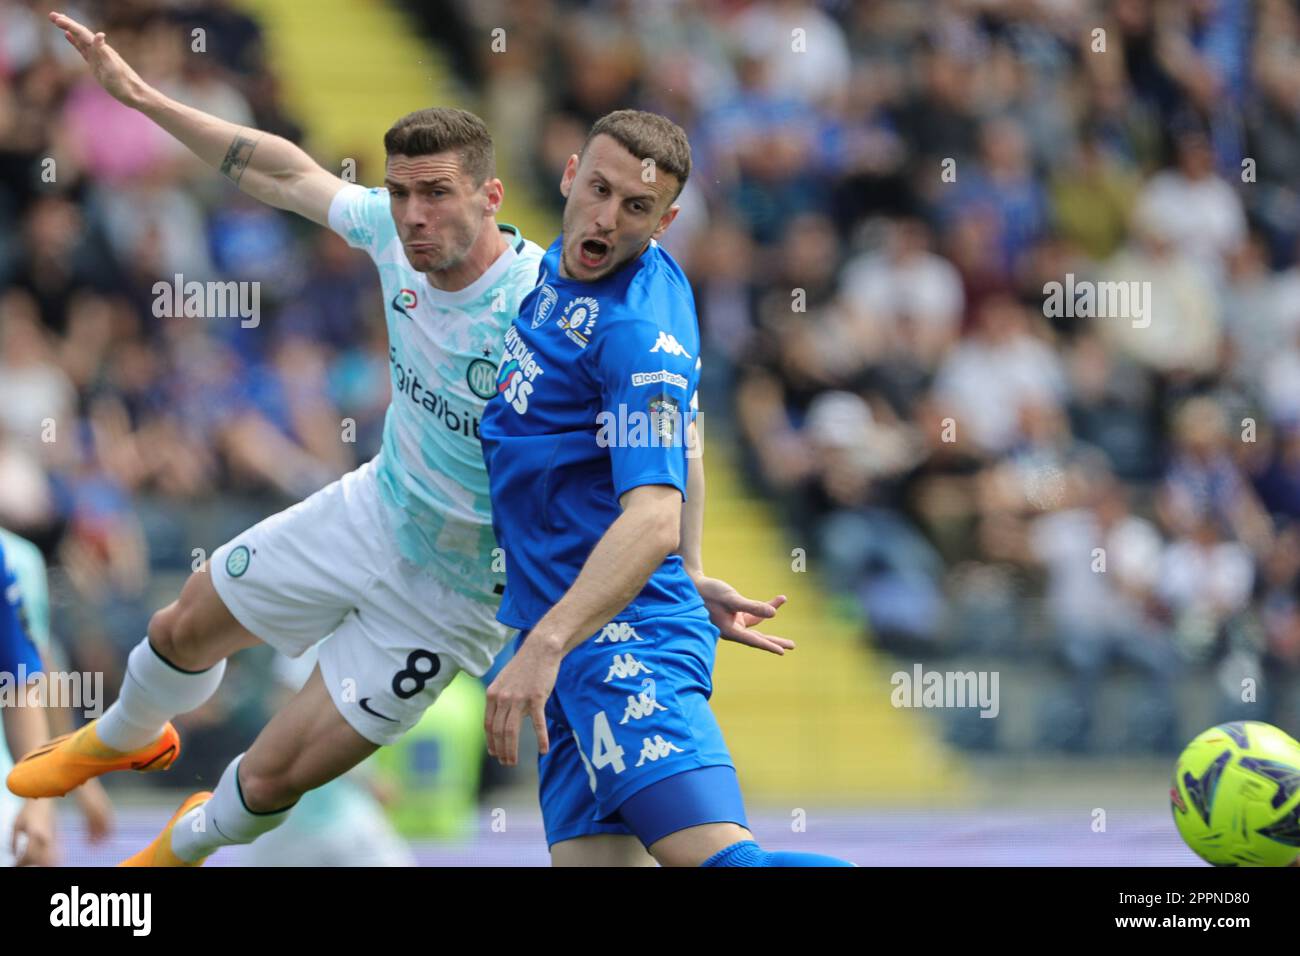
[170,754,295,862]
[96,637,226,751]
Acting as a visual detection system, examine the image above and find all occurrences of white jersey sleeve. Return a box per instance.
[328,184,398,257]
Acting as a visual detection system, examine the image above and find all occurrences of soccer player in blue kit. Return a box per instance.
[0,539,56,866]
[480,110,852,867]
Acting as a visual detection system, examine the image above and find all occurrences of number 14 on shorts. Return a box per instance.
[575,711,684,793]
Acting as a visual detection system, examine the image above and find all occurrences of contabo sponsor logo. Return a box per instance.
[390,346,482,439]
[630,369,688,389]
[0,665,104,719]
[497,325,546,414]
[152,274,260,328]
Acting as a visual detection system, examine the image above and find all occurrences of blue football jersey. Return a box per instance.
[480,236,704,630]
[0,541,41,677]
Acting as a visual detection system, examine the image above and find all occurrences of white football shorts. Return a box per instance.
[210,456,511,745]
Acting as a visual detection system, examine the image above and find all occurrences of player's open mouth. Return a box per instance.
[578,238,609,268]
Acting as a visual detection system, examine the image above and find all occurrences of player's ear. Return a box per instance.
[559,153,580,198]
[483,177,504,216]
[651,203,680,242]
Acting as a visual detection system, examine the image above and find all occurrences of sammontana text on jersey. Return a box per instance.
[479,235,705,631]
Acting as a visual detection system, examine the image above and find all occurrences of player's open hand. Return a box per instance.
[485,636,561,766]
[694,576,795,655]
[12,798,56,867]
[49,11,149,107]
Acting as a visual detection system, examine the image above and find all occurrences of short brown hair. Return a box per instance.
[581,110,692,201]
[383,107,495,185]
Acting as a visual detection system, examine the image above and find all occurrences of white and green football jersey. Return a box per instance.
[327,184,544,602]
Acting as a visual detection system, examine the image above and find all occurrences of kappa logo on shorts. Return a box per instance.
[225,545,251,578]
[635,734,684,767]
[603,652,653,683]
[620,679,668,725]
[595,622,643,644]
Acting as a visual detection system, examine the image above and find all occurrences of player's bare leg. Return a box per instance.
[8,566,261,798]
[550,834,658,867]
[147,566,262,671]
[238,666,379,810]
[163,665,379,864]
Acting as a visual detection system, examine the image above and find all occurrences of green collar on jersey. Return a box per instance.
[498,222,525,253]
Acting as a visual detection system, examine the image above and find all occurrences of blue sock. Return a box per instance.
[701,839,854,867]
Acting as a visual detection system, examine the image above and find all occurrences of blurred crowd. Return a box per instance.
[427,0,1300,751]
[0,0,388,765]
[4,0,1300,757]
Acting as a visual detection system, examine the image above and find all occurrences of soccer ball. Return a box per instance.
[1170,721,1300,866]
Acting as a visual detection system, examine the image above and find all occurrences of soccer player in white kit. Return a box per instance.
[13,13,793,867]
[8,13,545,865]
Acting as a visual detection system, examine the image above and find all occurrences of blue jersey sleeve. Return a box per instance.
[591,315,698,499]
[0,546,42,677]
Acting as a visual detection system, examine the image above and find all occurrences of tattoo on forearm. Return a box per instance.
[220,132,261,183]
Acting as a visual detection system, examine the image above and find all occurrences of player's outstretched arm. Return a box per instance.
[50,11,345,227]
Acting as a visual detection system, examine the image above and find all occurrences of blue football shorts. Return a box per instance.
[526,606,749,847]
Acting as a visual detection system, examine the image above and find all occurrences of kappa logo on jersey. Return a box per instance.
[635,734,684,767]
[595,622,643,644]
[603,652,653,682]
[392,288,418,319]
[497,325,546,414]
[531,284,559,329]
[650,331,691,358]
[557,296,599,348]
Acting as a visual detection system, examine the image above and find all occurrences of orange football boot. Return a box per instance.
[119,790,213,867]
[6,720,180,798]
